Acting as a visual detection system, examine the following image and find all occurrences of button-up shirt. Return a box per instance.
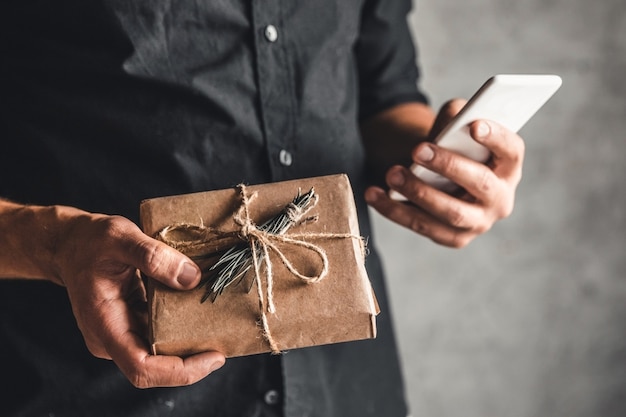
[0,0,428,416]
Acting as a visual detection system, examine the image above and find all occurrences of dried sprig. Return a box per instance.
[200,188,317,302]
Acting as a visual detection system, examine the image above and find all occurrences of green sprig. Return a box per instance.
[200,188,317,303]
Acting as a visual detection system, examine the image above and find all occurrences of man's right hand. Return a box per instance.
[0,201,225,388]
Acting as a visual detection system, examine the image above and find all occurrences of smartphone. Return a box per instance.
[390,74,562,199]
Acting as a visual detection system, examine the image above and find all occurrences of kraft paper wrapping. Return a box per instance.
[140,174,379,358]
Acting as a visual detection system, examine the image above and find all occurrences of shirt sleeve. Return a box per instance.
[355,0,429,121]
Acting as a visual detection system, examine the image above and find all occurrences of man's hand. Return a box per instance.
[364,99,525,248]
[0,202,225,388]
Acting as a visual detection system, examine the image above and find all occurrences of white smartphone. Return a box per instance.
[390,74,562,199]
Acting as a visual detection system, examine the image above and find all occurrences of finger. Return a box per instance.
[116,223,201,290]
[365,187,476,248]
[410,143,503,204]
[110,329,226,388]
[470,120,525,183]
[385,166,490,231]
[83,337,113,360]
[95,295,226,388]
[429,99,467,140]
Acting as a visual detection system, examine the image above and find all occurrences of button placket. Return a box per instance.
[252,0,295,181]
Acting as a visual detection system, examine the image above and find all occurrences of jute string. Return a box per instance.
[157,184,365,354]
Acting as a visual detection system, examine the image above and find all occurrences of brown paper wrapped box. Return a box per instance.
[140,174,379,358]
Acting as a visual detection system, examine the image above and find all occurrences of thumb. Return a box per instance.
[122,228,201,290]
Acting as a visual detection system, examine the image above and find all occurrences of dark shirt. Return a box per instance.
[0,1,427,416]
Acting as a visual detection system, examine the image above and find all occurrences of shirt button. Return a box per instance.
[279,149,293,166]
[264,389,280,406]
[264,25,279,42]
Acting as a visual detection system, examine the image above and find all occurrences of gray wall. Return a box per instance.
[372,0,626,416]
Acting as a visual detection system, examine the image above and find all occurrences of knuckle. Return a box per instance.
[445,205,467,228]
[423,147,453,175]
[411,183,431,202]
[477,170,496,194]
[126,364,196,389]
[180,373,198,386]
[513,136,526,160]
[507,146,525,169]
[128,370,152,389]
[499,131,525,164]
[97,215,128,239]
[409,217,429,236]
[123,360,157,389]
[85,341,110,360]
[440,154,462,177]
[135,240,166,277]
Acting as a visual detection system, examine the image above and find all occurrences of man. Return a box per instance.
[0,0,522,416]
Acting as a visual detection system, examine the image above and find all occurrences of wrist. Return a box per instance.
[0,201,89,284]
[360,102,436,184]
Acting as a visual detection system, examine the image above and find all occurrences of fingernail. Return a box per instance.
[416,145,435,162]
[388,169,405,187]
[476,121,490,138]
[177,262,199,287]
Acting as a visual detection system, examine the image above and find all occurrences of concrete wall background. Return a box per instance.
[371,0,626,416]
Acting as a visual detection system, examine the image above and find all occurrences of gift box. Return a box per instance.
[140,174,379,358]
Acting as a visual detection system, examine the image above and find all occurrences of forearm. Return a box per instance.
[0,199,86,282]
[360,102,436,185]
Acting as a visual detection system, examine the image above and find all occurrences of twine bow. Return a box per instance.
[157,184,365,354]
